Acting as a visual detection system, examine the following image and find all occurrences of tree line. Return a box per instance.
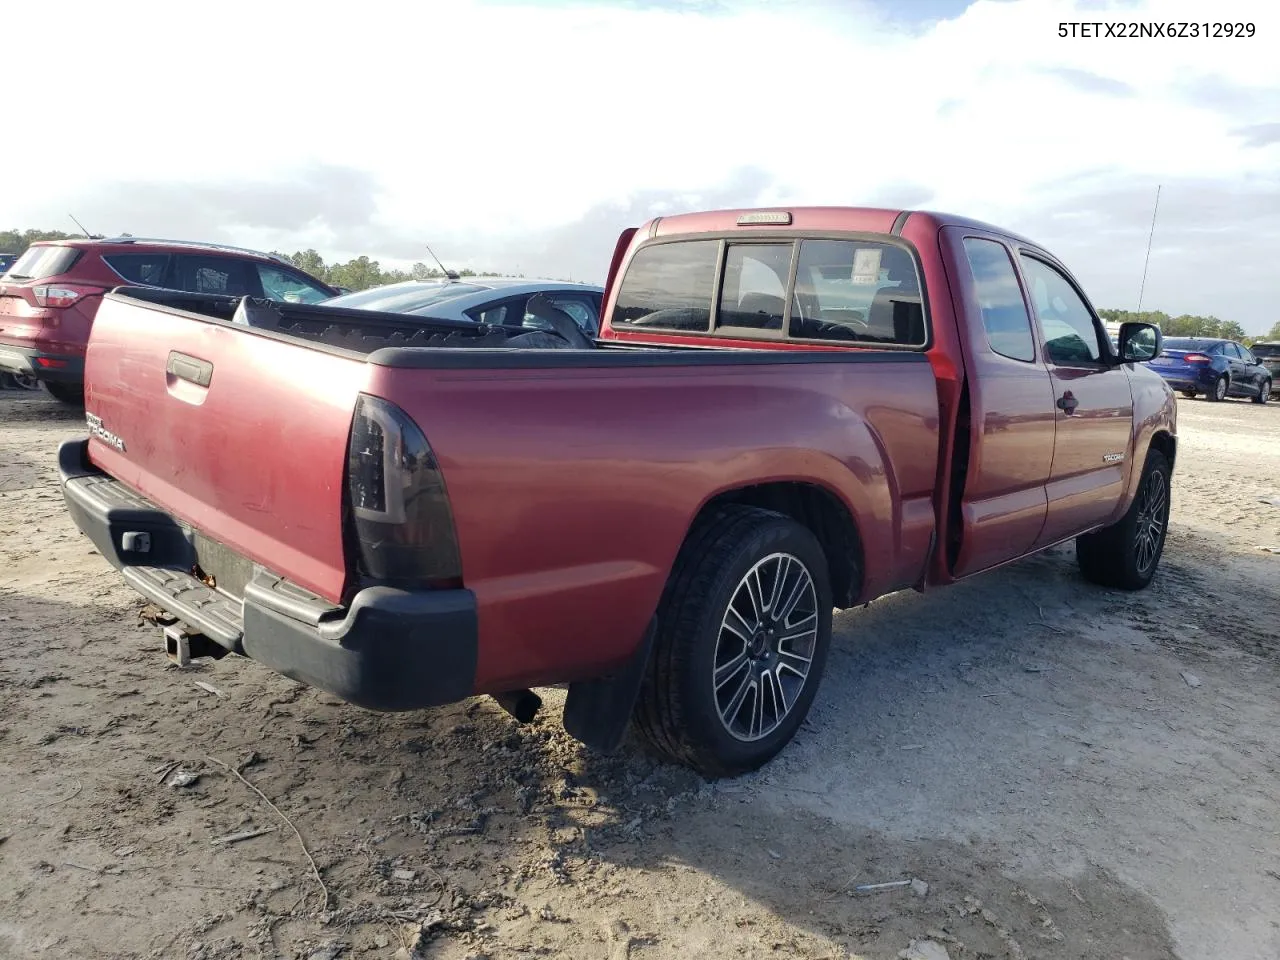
[4,228,1277,341]
[267,249,492,290]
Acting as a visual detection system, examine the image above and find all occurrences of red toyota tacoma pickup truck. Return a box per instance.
[58,207,1176,777]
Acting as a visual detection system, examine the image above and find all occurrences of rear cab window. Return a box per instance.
[611,235,927,348]
[3,245,83,281]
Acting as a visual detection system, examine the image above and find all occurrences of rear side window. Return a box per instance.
[612,240,719,331]
[172,255,255,297]
[4,245,82,281]
[103,253,170,286]
[789,240,925,346]
[961,238,1035,362]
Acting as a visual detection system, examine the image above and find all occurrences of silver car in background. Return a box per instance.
[322,277,605,335]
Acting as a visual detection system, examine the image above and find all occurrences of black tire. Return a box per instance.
[1180,390,1197,399]
[1076,450,1171,591]
[43,381,85,406]
[1205,375,1228,402]
[1253,380,1271,405]
[633,505,833,778]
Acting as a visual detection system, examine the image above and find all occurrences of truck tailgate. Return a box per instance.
[82,294,368,603]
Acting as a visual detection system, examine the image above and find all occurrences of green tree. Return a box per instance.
[327,256,385,291]
[0,228,76,254]
[288,249,328,281]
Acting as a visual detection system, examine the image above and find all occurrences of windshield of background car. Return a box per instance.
[325,281,486,313]
[1251,343,1280,359]
[3,245,82,281]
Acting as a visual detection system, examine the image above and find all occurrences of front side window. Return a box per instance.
[611,240,719,331]
[961,237,1034,362]
[1019,255,1102,365]
[546,296,599,334]
[256,264,333,304]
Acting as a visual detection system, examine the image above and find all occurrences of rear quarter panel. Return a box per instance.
[368,353,940,693]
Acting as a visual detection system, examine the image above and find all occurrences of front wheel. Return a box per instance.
[43,381,85,406]
[1253,380,1271,404]
[633,505,833,778]
[1076,449,1171,590]
[1205,375,1228,402]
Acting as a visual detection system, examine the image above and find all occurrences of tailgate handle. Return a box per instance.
[166,351,213,387]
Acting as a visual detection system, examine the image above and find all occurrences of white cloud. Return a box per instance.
[3,0,1276,328]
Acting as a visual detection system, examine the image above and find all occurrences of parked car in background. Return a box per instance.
[0,253,18,275]
[323,278,605,335]
[1250,341,1280,397]
[0,237,339,405]
[1146,336,1271,403]
[61,205,1176,778]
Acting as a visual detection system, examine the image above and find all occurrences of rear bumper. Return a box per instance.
[58,439,478,711]
[1153,368,1215,391]
[0,344,85,382]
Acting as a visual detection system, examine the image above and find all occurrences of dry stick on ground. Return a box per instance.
[204,755,329,914]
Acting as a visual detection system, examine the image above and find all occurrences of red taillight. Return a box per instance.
[34,357,69,369]
[1183,353,1211,363]
[32,284,96,308]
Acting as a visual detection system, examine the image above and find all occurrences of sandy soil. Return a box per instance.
[1,387,1277,960]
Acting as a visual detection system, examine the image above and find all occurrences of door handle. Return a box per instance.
[166,351,213,387]
[1056,391,1079,414]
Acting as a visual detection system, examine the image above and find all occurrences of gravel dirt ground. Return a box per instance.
[1,388,1277,960]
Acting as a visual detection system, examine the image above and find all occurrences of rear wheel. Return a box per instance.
[1205,375,1228,402]
[1076,449,1171,591]
[633,505,833,778]
[43,381,85,407]
[1253,380,1271,404]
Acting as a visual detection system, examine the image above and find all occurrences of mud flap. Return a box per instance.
[562,618,657,753]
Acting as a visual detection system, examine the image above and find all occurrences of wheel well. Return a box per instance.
[700,482,863,608]
[1149,430,1176,470]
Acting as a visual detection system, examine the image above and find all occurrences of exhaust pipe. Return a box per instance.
[493,689,542,724]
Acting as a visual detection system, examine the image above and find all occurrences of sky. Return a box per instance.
[4,0,1277,331]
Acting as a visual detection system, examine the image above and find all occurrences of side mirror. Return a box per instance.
[1118,321,1162,363]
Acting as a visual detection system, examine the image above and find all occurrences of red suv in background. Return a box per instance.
[0,237,339,405]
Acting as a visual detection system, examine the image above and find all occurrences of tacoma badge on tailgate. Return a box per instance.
[86,412,127,453]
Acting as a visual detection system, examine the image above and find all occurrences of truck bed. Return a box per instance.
[73,288,940,694]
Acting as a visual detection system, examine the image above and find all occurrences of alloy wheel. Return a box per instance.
[1133,467,1168,575]
[713,552,819,742]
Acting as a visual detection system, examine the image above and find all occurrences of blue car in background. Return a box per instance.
[1146,336,1272,404]
[0,253,17,275]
